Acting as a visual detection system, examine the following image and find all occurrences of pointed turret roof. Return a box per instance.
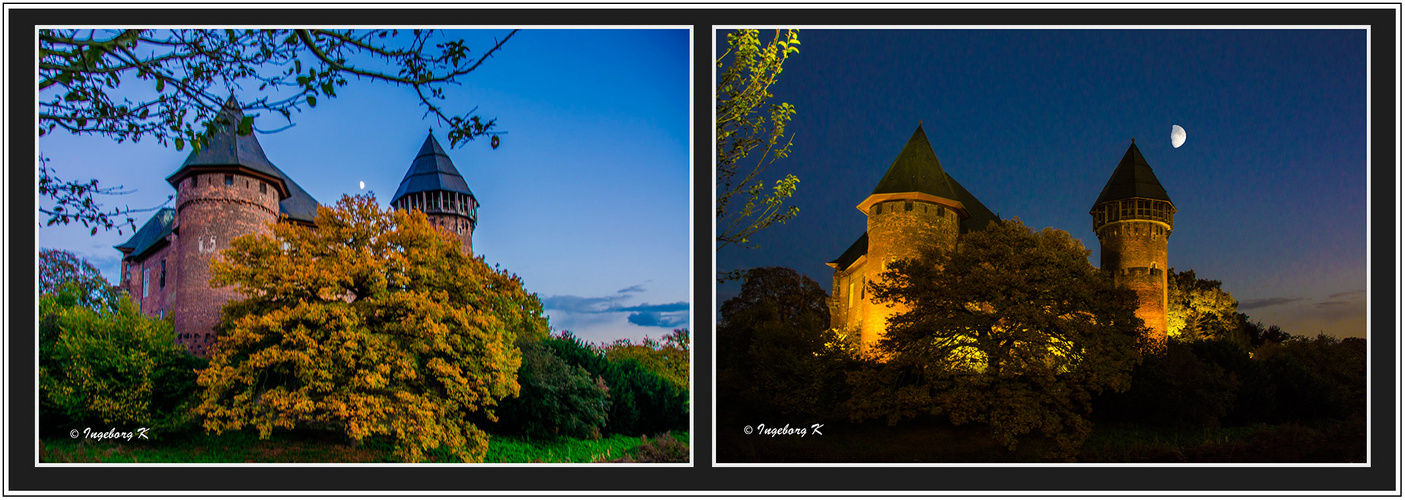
[163,96,319,224]
[871,124,960,201]
[167,96,281,184]
[947,173,998,233]
[390,133,476,204]
[1091,141,1173,208]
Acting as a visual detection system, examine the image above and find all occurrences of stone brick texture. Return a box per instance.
[427,213,475,256]
[171,172,281,357]
[832,198,961,354]
[1095,217,1171,343]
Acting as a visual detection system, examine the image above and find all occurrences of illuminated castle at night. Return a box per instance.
[826,124,1175,354]
[114,97,479,356]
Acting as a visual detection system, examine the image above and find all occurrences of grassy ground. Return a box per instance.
[715,416,1365,463]
[40,428,690,464]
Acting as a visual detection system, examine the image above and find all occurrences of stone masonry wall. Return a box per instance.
[1096,219,1171,343]
[835,199,961,354]
[172,172,281,357]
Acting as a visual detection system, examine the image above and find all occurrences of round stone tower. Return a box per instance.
[1090,140,1177,344]
[390,133,479,256]
[165,97,290,356]
[827,124,998,354]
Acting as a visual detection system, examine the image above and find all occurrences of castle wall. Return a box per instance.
[829,199,960,354]
[172,171,281,357]
[427,214,474,256]
[1096,219,1171,343]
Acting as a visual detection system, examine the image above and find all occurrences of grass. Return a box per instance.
[40,428,691,464]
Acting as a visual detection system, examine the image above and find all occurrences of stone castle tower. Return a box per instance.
[827,124,997,354]
[389,133,479,256]
[1090,140,1177,344]
[117,98,478,356]
[825,128,1176,355]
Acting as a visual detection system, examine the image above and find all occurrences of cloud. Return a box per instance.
[1328,289,1367,299]
[1315,300,1348,309]
[627,311,689,328]
[615,302,689,313]
[541,290,689,332]
[1239,297,1304,310]
[617,284,648,294]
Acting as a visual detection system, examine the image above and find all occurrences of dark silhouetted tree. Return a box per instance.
[853,218,1145,457]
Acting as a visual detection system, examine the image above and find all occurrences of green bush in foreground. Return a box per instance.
[40,284,204,437]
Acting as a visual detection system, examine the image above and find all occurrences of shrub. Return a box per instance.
[544,332,688,437]
[492,336,610,440]
[39,284,204,437]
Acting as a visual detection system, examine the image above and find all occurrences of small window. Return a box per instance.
[192,176,198,188]
[159,259,166,288]
[158,309,164,320]
[225,175,234,186]
[142,268,149,298]
[260,182,267,194]
[874,204,882,215]
[938,206,946,217]
[905,201,913,211]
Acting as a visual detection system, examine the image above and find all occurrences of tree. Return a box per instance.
[717,267,853,421]
[38,248,120,310]
[40,283,204,436]
[493,335,610,440]
[196,194,545,462]
[603,328,690,395]
[1166,268,1241,344]
[856,219,1145,456]
[39,29,515,233]
[716,29,801,252]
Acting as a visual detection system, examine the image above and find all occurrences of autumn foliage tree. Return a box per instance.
[197,194,545,462]
[853,219,1145,457]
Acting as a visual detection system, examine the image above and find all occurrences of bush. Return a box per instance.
[39,284,204,437]
[614,432,689,463]
[544,332,688,437]
[492,336,610,440]
[1095,340,1239,428]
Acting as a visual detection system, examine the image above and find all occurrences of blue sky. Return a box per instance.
[716,28,1367,339]
[37,29,692,345]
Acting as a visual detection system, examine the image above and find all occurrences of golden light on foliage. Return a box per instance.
[196,194,547,462]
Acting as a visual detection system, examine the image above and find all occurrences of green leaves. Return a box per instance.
[716,29,802,251]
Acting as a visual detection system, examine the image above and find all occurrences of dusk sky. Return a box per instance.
[716,28,1368,340]
[37,28,692,345]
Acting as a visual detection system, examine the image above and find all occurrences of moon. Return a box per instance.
[1171,125,1187,148]
[359,181,365,190]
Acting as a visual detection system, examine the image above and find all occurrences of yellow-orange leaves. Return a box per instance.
[198,194,545,462]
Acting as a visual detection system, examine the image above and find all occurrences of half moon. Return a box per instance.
[1171,125,1187,148]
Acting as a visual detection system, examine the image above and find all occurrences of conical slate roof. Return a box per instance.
[871,124,960,201]
[163,96,319,224]
[947,173,998,233]
[167,96,281,184]
[1091,141,1173,208]
[390,134,476,204]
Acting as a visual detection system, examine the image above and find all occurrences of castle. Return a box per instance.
[827,124,1175,354]
[114,97,479,356]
